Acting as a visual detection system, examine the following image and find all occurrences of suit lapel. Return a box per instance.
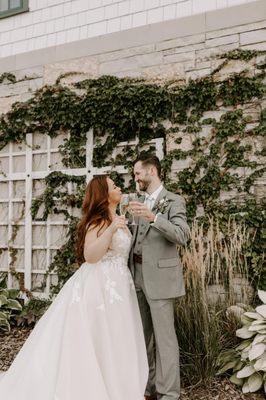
[141,187,167,238]
[131,189,167,242]
[151,187,167,213]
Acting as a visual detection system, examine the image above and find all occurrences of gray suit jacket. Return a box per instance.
[129,187,190,300]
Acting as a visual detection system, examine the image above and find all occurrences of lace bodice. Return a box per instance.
[76,227,134,307]
[103,227,132,261]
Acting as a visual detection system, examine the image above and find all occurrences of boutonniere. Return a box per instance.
[155,197,171,214]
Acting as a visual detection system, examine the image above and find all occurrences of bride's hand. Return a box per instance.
[109,216,127,233]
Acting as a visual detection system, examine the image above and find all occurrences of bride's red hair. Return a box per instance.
[75,175,112,265]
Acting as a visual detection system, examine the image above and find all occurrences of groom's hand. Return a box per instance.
[129,201,155,223]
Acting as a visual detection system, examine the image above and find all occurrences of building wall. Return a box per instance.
[0,0,260,58]
[0,0,265,115]
[0,0,265,190]
[0,1,265,293]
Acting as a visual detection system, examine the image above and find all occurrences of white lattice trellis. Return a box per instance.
[0,130,164,297]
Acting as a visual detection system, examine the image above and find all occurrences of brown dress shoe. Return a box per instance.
[144,395,157,400]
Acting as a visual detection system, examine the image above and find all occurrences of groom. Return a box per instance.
[129,154,190,400]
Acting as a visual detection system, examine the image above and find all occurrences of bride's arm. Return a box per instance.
[83,216,126,263]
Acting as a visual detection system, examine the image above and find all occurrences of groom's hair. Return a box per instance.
[134,153,161,178]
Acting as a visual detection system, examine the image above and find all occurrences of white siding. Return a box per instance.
[0,0,259,58]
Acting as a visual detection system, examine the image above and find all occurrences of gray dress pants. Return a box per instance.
[134,262,180,400]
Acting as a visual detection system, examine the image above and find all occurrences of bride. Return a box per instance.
[0,175,149,400]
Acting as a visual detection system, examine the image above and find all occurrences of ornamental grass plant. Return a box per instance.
[176,218,253,385]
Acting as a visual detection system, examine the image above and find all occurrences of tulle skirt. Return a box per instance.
[0,257,148,400]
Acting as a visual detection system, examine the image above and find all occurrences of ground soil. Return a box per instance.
[0,327,265,399]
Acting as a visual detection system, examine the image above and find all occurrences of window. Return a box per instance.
[0,0,29,19]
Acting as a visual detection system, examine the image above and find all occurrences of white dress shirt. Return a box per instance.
[144,184,164,223]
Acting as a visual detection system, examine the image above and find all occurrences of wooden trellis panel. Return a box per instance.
[0,130,164,297]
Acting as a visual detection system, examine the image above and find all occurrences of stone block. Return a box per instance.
[242,103,261,123]
[206,20,266,39]
[254,183,266,199]
[163,50,195,64]
[163,42,205,56]
[196,60,212,69]
[166,130,183,152]
[183,60,196,71]
[180,134,194,151]
[142,63,184,79]
[20,92,34,102]
[113,70,141,78]
[196,43,239,62]
[43,56,99,85]
[99,56,138,74]
[12,66,43,81]
[98,44,155,62]
[206,34,239,48]
[137,52,164,67]
[0,96,20,115]
[220,189,238,201]
[213,59,254,81]
[172,157,192,172]
[240,29,266,45]
[201,110,225,122]
[231,274,254,304]
[156,33,205,51]
[29,78,44,92]
[242,42,266,51]
[198,125,213,139]
[186,68,211,80]
[0,80,30,97]
[100,52,163,74]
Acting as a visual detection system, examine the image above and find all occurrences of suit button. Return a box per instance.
[137,241,141,244]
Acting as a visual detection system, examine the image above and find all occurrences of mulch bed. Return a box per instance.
[0,327,265,400]
[0,327,32,371]
[180,379,265,400]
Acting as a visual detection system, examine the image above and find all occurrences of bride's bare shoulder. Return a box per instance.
[85,222,109,240]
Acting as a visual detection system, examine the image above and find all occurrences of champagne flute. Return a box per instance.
[119,194,129,218]
[128,193,138,225]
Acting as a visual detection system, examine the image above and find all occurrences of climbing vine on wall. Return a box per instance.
[0,49,265,294]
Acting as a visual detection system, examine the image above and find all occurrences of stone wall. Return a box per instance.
[0,2,265,114]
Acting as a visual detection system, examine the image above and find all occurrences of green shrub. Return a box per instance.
[218,290,266,394]
[16,297,51,327]
[0,276,22,332]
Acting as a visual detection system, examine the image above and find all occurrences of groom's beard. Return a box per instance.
[138,180,149,192]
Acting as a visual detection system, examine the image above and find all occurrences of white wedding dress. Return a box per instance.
[0,228,148,400]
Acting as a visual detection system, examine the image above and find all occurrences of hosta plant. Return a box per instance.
[0,276,22,332]
[16,297,51,327]
[218,290,266,394]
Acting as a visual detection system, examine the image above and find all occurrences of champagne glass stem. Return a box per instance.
[129,192,137,225]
